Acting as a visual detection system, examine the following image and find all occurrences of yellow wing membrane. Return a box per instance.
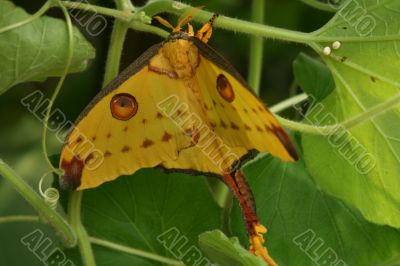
[59,33,297,191]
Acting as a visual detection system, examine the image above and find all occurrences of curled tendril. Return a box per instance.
[39,172,60,210]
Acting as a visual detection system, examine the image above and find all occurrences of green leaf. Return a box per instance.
[230,155,400,266]
[293,52,335,102]
[199,230,265,266]
[302,0,400,227]
[0,1,95,94]
[65,169,222,265]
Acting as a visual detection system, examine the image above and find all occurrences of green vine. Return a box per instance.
[0,215,40,224]
[247,0,265,94]
[89,237,184,266]
[41,0,73,175]
[68,191,96,266]
[102,0,135,86]
[274,92,400,134]
[0,159,76,246]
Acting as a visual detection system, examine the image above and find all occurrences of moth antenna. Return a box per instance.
[153,16,174,31]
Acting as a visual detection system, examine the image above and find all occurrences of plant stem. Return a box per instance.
[299,0,338,12]
[270,93,308,113]
[130,21,169,38]
[61,1,131,21]
[61,1,168,38]
[139,1,312,44]
[89,237,184,265]
[102,0,134,86]
[0,0,53,33]
[276,92,400,134]
[60,0,314,44]
[0,215,39,224]
[103,21,129,86]
[68,191,96,266]
[0,160,76,246]
[248,0,265,94]
[276,115,332,135]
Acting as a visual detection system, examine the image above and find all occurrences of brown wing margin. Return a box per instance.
[157,149,259,181]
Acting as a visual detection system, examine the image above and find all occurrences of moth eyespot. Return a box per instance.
[216,74,235,102]
[110,93,138,121]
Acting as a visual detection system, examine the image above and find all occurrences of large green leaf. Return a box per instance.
[64,169,222,265]
[302,0,400,227]
[230,155,400,266]
[0,1,95,93]
[293,52,334,102]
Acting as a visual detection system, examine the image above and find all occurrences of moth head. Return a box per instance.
[153,12,218,43]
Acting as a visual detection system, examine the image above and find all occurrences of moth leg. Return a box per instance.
[224,170,277,266]
[196,14,219,43]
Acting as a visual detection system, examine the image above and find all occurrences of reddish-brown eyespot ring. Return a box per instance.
[110,93,138,121]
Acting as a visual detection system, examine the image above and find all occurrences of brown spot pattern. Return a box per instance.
[141,139,154,148]
[231,122,239,130]
[156,112,163,119]
[220,120,228,129]
[162,131,172,142]
[104,151,112,157]
[121,145,131,152]
[184,128,200,145]
[84,153,94,164]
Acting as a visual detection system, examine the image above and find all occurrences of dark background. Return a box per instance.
[0,0,332,265]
